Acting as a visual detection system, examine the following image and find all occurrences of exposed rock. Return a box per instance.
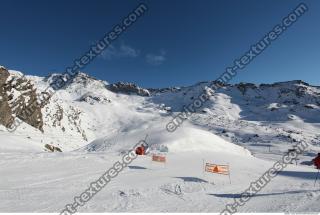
[79,93,111,105]
[295,86,308,97]
[0,67,14,127]
[236,82,257,95]
[148,87,182,94]
[52,105,64,127]
[45,72,105,91]
[304,104,316,109]
[44,103,88,141]
[270,107,277,111]
[107,82,150,96]
[67,106,88,141]
[262,80,309,88]
[70,72,98,86]
[0,67,44,131]
[44,143,62,152]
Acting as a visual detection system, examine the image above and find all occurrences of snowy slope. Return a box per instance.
[1,66,320,212]
[1,149,319,212]
[80,122,250,157]
[2,67,320,153]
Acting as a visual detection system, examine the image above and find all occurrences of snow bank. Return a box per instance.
[80,122,250,157]
[163,126,250,155]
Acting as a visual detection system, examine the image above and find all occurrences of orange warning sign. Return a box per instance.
[205,163,229,175]
[152,154,166,163]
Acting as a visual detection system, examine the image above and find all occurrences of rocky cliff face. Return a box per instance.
[0,67,43,131]
[0,67,14,127]
[107,82,151,96]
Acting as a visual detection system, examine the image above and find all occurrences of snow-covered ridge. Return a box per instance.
[1,66,320,154]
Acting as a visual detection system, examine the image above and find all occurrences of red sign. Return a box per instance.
[205,163,229,175]
[152,154,166,163]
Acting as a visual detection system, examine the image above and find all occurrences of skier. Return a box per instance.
[313,153,320,169]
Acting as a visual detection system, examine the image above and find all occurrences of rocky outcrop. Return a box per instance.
[236,82,258,95]
[0,67,43,131]
[0,67,14,127]
[44,143,62,152]
[79,93,111,105]
[46,72,104,91]
[107,82,150,96]
[43,103,88,141]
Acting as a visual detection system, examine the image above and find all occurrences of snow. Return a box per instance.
[1,147,319,212]
[8,69,24,77]
[80,122,250,157]
[1,70,320,212]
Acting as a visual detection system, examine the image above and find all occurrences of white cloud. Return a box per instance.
[101,43,140,60]
[146,50,166,66]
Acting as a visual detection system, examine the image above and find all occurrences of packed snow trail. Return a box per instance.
[1,149,319,212]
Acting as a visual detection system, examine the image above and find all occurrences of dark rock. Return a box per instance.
[79,93,111,104]
[107,82,150,96]
[304,104,315,109]
[0,67,44,131]
[0,67,14,128]
[44,143,62,152]
[236,82,257,95]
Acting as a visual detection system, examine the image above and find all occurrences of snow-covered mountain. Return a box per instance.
[1,66,320,213]
[1,66,320,152]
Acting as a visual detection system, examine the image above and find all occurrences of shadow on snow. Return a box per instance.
[209,189,318,199]
[174,177,208,183]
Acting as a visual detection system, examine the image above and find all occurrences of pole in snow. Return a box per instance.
[202,159,205,179]
[228,163,231,184]
[314,169,320,187]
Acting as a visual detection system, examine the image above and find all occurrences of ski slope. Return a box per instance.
[1,69,320,212]
[1,145,319,212]
[1,119,320,213]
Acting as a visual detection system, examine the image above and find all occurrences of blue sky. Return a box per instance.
[0,0,319,88]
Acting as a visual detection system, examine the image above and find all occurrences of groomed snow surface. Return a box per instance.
[1,120,320,213]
